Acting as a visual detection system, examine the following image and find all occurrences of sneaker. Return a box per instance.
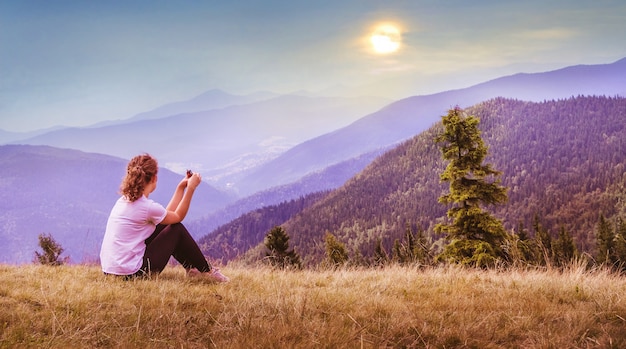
[186,268,202,278]
[205,268,230,283]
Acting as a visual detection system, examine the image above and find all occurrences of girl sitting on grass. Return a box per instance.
[100,153,228,282]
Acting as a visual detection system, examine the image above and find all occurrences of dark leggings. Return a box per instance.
[138,223,211,275]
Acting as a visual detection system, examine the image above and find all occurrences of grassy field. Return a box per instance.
[1,263,625,348]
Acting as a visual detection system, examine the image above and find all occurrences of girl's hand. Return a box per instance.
[187,172,202,190]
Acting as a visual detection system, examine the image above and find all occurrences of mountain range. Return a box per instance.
[234,58,626,195]
[9,58,625,198]
[10,93,390,189]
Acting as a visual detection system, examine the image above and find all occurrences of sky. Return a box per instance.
[1,0,625,132]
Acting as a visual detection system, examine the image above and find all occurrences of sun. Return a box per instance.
[369,24,401,54]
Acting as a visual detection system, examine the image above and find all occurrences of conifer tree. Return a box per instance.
[506,222,534,266]
[596,214,614,265]
[415,226,434,266]
[392,223,415,265]
[614,218,626,271]
[34,233,68,266]
[434,107,508,267]
[402,223,433,266]
[404,223,417,261]
[264,226,302,269]
[324,231,349,268]
[373,238,389,267]
[517,221,529,241]
[516,221,535,262]
[552,226,578,268]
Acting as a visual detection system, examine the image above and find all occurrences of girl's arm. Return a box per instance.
[161,173,201,224]
[165,176,187,211]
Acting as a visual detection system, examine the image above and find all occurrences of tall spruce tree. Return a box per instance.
[264,226,302,269]
[552,226,578,268]
[434,107,508,267]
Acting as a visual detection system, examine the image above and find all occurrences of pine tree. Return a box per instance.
[517,221,529,241]
[596,214,614,265]
[264,226,302,269]
[614,217,626,271]
[405,224,433,266]
[434,107,509,267]
[324,231,349,268]
[404,223,417,261]
[34,233,68,266]
[392,223,414,265]
[552,226,578,268]
[506,221,534,267]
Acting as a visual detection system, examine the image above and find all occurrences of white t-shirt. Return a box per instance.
[100,195,167,275]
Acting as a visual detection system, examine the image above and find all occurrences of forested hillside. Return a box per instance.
[200,96,626,265]
[189,148,386,239]
[197,191,330,262]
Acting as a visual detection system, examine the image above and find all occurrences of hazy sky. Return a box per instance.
[1,0,625,132]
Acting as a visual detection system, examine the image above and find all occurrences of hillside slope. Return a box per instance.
[288,96,626,264]
[201,96,626,264]
[187,148,387,239]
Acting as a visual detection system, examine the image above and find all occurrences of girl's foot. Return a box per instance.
[187,267,229,283]
[206,268,230,283]
[187,268,202,278]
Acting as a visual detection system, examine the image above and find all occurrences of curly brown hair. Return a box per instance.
[120,154,158,202]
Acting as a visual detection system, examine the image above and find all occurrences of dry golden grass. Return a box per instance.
[1,263,625,348]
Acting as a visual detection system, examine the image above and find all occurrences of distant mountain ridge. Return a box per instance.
[0,126,66,144]
[235,57,626,195]
[13,94,390,188]
[93,89,279,127]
